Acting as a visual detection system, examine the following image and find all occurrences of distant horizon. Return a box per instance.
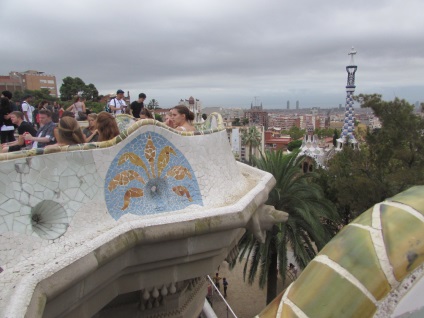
[97,86,422,110]
[3,0,423,111]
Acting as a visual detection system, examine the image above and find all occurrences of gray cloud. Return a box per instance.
[1,0,423,108]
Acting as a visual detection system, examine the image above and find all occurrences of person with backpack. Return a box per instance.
[108,89,127,115]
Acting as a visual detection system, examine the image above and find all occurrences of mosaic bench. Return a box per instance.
[0,114,286,317]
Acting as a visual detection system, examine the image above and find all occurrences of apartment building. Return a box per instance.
[1,70,58,96]
[244,103,268,129]
[268,114,301,130]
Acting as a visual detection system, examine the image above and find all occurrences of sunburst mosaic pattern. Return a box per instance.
[104,132,202,220]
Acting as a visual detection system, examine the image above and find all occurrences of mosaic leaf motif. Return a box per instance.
[145,135,156,178]
[166,166,192,180]
[118,152,151,179]
[122,188,144,210]
[108,170,145,191]
[157,146,176,177]
[172,186,193,202]
[104,132,203,220]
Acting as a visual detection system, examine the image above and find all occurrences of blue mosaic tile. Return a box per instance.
[104,132,203,220]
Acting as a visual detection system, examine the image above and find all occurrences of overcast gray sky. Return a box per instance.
[1,0,423,108]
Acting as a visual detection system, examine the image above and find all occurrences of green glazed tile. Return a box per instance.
[352,207,373,226]
[320,225,390,300]
[288,261,376,318]
[380,203,424,281]
[387,186,424,216]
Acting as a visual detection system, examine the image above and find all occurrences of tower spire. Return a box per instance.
[336,47,358,150]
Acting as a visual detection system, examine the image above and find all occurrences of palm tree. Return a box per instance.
[147,99,159,110]
[237,150,338,304]
[242,126,261,164]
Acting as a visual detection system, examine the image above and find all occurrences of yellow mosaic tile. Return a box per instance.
[380,203,424,281]
[320,225,390,300]
[287,261,376,318]
[256,292,284,318]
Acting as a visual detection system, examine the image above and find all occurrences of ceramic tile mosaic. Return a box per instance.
[0,114,225,162]
[104,132,203,220]
[0,113,276,317]
[258,186,424,318]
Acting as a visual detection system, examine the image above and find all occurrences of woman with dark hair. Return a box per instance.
[96,111,120,142]
[170,105,195,132]
[0,97,16,144]
[139,108,154,119]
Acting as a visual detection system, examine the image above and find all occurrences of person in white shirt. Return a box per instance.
[21,95,34,124]
[109,89,127,115]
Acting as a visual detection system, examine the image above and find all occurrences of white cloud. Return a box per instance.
[1,0,423,108]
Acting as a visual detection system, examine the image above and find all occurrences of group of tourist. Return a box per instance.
[110,89,196,132]
[1,88,197,154]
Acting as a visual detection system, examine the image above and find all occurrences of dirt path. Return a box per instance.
[209,261,289,318]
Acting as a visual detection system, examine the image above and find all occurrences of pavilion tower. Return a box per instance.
[298,117,326,169]
[336,47,358,150]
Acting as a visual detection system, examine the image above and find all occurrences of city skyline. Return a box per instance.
[1,0,423,108]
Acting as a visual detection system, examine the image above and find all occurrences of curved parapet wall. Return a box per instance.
[0,116,237,245]
[0,114,283,317]
[0,114,225,162]
[257,186,424,318]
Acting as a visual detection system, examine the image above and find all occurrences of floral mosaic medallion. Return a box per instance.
[105,132,203,220]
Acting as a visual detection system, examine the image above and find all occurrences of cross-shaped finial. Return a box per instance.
[348,47,357,65]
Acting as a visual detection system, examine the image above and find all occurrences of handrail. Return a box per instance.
[206,275,238,318]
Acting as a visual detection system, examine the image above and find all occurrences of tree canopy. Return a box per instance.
[316,94,424,224]
[13,89,57,106]
[147,99,159,110]
[232,118,241,126]
[280,126,306,140]
[287,139,302,151]
[332,129,339,147]
[314,127,334,139]
[59,77,99,101]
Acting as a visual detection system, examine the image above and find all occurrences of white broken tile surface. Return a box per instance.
[0,126,272,317]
